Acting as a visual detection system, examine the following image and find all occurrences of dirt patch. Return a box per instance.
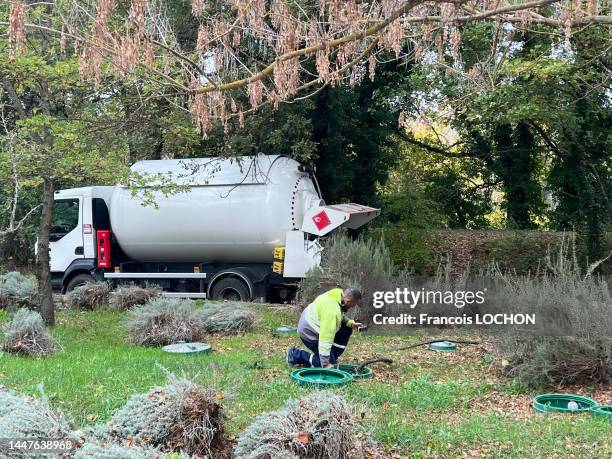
[344,336,490,383]
[466,392,534,419]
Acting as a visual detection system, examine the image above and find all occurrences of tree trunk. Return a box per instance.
[37,177,55,326]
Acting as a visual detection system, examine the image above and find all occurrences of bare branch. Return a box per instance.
[396,128,471,158]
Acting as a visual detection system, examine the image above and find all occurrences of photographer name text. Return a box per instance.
[372,313,536,326]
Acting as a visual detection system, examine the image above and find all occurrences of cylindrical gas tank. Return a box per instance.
[109,155,323,263]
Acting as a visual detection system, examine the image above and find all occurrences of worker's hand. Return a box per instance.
[352,322,363,331]
[324,364,335,369]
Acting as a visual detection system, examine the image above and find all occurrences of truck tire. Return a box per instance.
[210,277,251,301]
[65,273,94,292]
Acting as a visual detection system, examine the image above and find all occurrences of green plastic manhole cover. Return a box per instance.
[337,364,373,380]
[291,368,353,387]
[275,325,297,334]
[429,341,457,352]
[533,394,598,413]
[590,405,612,419]
[162,342,212,355]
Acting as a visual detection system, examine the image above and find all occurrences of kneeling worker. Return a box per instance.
[287,287,362,368]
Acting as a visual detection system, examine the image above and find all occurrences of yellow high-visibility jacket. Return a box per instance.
[297,288,355,365]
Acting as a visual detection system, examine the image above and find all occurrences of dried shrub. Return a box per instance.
[497,336,612,387]
[494,240,612,386]
[234,391,358,459]
[2,308,55,357]
[0,271,36,310]
[106,376,227,457]
[198,302,257,335]
[0,388,77,457]
[110,284,161,309]
[67,282,112,310]
[126,298,206,346]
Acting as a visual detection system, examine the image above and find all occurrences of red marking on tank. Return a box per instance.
[312,211,331,230]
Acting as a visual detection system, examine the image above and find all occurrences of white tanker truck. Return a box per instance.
[49,154,379,301]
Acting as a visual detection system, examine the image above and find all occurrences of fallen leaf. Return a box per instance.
[295,431,309,445]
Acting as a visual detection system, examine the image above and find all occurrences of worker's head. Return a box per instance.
[342,288,362,309]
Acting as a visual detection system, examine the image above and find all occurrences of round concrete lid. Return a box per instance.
[429,341,457,351]
[162,342,212,354]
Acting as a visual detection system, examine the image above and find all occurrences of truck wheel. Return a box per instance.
[65,273,94,292]
[210,277,251,301]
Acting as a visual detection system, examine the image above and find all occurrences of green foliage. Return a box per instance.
[368,225,439,275]
[0,271,37,310]
[473,231,611,275]
[106,376,225,456]
[126,298,205,346]
[378,135,493,230]
[398,25,610,249]
[312,83,399,206]
[474,231,565,274]
[198,302,257,335]
[1,308,55,357]
[67,282,112,311]
[109,284,161,310]
[234,391,357,459]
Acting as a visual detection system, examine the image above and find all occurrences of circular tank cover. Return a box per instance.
[532,394,598,413]
[275,325,297,334]
[291,368,353,387]
[162,342,212,355]
[429,341,457,352]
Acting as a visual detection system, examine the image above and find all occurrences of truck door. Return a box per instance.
[49,198,84,272]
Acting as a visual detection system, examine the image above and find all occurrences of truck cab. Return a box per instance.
[50,186,113,292]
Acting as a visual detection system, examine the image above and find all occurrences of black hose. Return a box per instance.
[353,357,393,374]
[346,340,480,374]
[384,339,481,353]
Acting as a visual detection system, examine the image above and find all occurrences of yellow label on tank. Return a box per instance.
[272,261,284,274]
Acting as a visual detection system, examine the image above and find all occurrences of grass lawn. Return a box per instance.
[0,305,610,458]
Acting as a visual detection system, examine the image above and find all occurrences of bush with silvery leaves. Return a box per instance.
[197,301,257,335]
[0,388,78,458]
[0,271,37,310]
[1,308,55,357]
[126,298,206,346]
[235,391,358,459]
[105,375,226,457]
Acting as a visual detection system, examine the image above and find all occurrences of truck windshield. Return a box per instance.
[51,199,79,241]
